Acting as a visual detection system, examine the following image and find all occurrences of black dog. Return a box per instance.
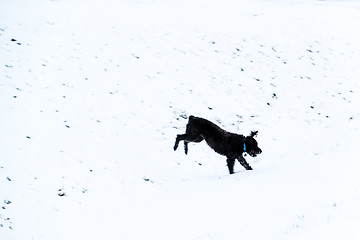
[174,116,262,174]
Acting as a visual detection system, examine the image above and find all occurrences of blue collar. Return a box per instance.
[243,142,246,152]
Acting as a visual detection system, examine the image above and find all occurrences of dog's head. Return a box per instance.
[245,131,262,157]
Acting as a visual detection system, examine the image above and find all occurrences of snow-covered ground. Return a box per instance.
[1,0,360,239]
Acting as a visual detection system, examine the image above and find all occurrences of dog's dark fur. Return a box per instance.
[174,116,262,174]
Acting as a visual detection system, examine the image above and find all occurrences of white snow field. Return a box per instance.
[1,0,360,239]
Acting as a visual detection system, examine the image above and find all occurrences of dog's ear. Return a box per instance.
[250,131,258,137]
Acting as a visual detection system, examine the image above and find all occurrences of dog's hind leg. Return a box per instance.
[226,158,235,174]
[174,134,203,154]
[184,141,188,154]
[184,136,203,154]
[174,134,186,151]
[237,155,253,170]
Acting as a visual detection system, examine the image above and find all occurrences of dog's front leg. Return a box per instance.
[237,155,253,170]
[226,158,235,174]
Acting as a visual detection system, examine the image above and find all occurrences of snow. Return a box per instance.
[1,0,360,239]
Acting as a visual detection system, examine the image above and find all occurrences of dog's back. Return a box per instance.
[187,116,242,156]
[187,116,227,137]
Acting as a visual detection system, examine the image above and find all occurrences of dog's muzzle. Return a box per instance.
[249,148,262,157]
